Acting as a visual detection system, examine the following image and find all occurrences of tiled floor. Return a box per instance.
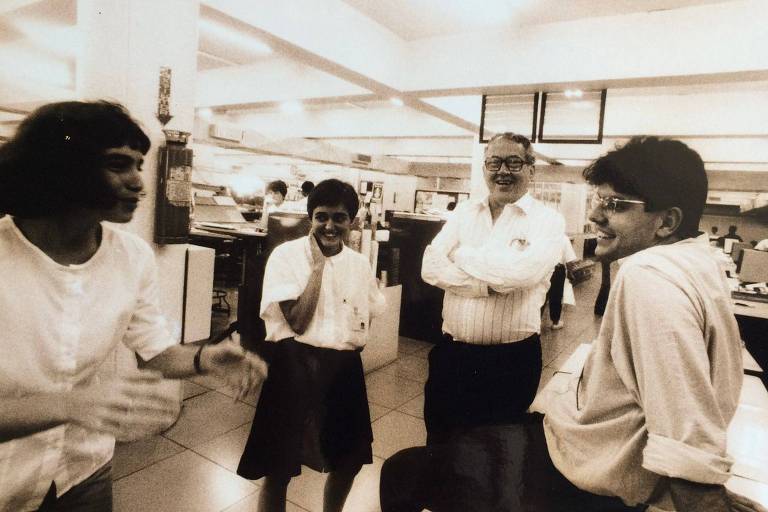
[111,275,611,512]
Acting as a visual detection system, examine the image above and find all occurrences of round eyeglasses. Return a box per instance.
[590,194,646,217]
[484,157,528,173]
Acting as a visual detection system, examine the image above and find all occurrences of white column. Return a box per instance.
[76,0,201,413]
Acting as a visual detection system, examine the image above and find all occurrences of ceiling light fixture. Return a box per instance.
[198,18,272,55]
[564,89,583,99]
[280,101,304,114]
[390,97,404,107]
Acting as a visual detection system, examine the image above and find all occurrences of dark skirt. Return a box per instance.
[237,338,373,479]
[424,334,542,444]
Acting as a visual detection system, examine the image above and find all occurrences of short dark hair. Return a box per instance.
[301,181,315,197]
[266,180,287,197]
[582,136,707,239]
[307,179,359,218]
[485,132,536,165]
[0,100,150,218]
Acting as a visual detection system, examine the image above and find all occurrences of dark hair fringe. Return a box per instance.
[0,100,150,218]
[307,179,359,219]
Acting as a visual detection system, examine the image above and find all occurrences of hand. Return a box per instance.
[202,340,268,400]
[309,231,325,268]
[727,489,768,512]
[68,371,178,441]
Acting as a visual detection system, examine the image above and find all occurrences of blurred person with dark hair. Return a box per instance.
[238,179,385,512]
[0,101,266,511]
[716,224,743,247]
[265,179,288,211]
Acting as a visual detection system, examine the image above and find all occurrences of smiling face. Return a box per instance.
[310,203,351,256]
[483,138,534,205]
[589,183,665,262]
[95,145,145,223]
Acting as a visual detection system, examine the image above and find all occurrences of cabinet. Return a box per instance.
[383,174,417,212]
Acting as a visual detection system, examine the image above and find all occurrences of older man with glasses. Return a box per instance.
[418,132,566,444]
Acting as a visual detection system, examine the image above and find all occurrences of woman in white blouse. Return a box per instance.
[0,101,267,511]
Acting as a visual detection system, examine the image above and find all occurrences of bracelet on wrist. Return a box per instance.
[193,344,207,375]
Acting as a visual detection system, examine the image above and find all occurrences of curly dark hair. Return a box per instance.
[0,100,150,217]
[583,136,707,238]
[307,179,359,218]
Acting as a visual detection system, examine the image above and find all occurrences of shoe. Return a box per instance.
[552,321,564,330]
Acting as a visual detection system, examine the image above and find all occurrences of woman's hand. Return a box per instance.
[68,370,178,441]
[200,340,269,400]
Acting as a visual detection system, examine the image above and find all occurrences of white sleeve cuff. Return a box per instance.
[643,432,733,484]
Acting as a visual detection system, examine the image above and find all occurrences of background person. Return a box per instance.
[265,180,288,212]
[543,235,578,329]
[237,179,385,512]
[0,101,267,512]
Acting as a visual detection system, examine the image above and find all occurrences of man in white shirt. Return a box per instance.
[420,132,565,443]
[537,136,761,511]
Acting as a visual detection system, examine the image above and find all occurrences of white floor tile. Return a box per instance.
[397,393,424,419]
[113,435,185,480]
[365,370,423,409]
[162,390,255,448]
[371,410,427,460]
[113,450,257,512]
[194,422,253,473]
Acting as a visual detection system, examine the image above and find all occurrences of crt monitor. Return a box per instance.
[739,248,768,284]
[731,242,753,268]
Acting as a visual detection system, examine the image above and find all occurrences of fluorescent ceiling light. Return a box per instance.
[280,101,303,114]
[564,89,583,98]
[389,97,404,107]
[198,18,272,55]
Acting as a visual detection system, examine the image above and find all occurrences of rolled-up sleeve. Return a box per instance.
[610,266,734,485]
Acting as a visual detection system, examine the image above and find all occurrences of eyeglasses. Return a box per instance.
[484,157,529,173]
[590,195,646,217]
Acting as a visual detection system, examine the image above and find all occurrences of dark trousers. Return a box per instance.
[543,264,566,323]
[37,462,113,512]
[380,415,647,512]
[424,334,541,445]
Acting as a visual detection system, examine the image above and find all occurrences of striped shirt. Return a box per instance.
[422,193,565,344]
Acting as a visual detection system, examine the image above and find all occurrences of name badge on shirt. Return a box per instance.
[346,303,367,332]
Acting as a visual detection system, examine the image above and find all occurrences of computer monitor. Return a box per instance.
[739,249,768,284]
[731,242,753,268]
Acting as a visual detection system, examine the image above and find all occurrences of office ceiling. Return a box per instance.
[1,0,767,172]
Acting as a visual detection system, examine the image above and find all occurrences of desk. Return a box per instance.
[733,299,768,320]
[192,224,267,346]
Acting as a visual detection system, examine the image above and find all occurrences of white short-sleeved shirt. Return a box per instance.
[0,216,177,511]
[260,236,385,350]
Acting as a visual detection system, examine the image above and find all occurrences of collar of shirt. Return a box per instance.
[471,191,535,217]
